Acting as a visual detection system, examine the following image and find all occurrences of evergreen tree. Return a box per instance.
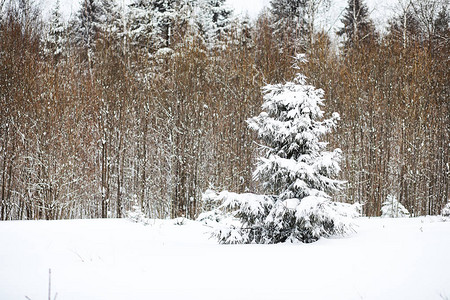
[72,0,104,68]
[151,0,177,48]
[336,0,376,48]
[129,0,182,52]
[44,0,66,63]
[194,0,233,48]
[270,0,309,51]
[204,55,353,244]
[98,0,129,58]
[100,0,122,36]
[237,14,253,49]
[248,73,342,202]
[270,0,307,28]
[73,0,104,49]
[128,0,153,51]
[433,5,449,47]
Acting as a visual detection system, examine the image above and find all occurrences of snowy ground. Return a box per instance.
[1,216,449,300]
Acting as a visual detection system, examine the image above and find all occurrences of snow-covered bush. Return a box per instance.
[201,57,354,244]
[126,204,150,225]
[381,195,410,218]
[442,203,450,217]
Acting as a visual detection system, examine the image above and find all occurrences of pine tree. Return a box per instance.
[129,0,181,52]
[194,0,233,48]
[100,0,121,36]
[237,14,253,49]
[270,0,309,51]
[248,72,342,202]
[72,0,104,70]
[44,0,66,63]
[73,0,104,49]
[433,5,449,48]
[151,0,177,48]
[98,0,129,58]
[336,0,376,49]
[128,0,153,51]
[270,0,307,27]
[204,55,353,244]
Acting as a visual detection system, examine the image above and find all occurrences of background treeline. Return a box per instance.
[0,0,448,220]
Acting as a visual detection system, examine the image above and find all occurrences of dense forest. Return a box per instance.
[0,0,448,220]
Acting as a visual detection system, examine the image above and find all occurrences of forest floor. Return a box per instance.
[1,216,449,300]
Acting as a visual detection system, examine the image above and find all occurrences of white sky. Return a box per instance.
[226,0,271,18]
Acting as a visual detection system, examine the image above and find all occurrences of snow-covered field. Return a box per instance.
[1,217,449,300]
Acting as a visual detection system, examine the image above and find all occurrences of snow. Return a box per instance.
[40,0,397,33]
[227,0,397,30]
[1,217,449,299]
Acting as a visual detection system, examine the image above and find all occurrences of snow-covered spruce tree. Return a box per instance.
[71,0,104,73]
[43,0,66,63]
[381,194,410,218]
[128,0,153,51]
[194,0,233,48]
[205,55,353,244]
[149,0,178,49]
[100,0,123,37]
[270,0,309,52]
[129,0,185,53]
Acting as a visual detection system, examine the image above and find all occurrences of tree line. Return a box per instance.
[0,0,448,220]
